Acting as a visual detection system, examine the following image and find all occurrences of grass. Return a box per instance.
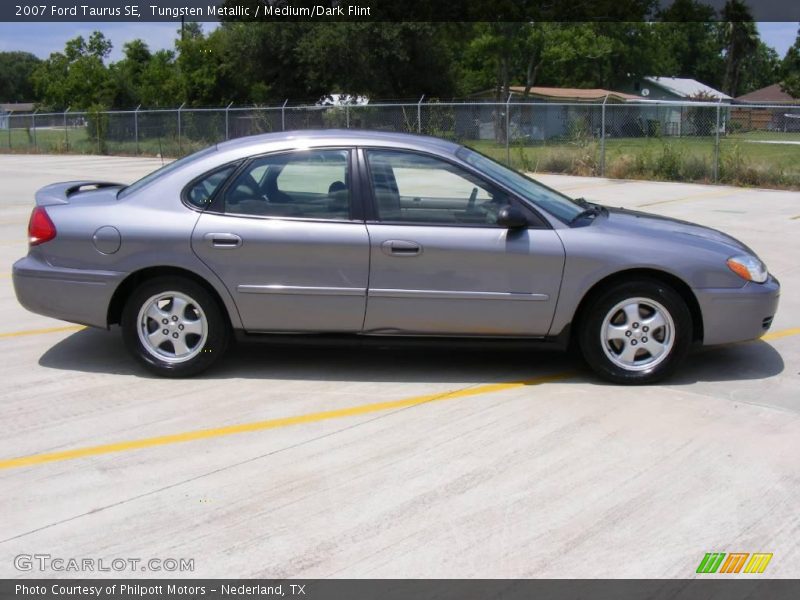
[468,131,800,189]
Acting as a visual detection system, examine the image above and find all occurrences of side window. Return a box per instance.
[366,149,507,225]
[223,150,351,220]
[185,165,236,209]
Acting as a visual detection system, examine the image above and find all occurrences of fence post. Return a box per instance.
[505,94,512,166]
[713,98,721,183]
[417,95,424,133]
[345,104,350,128]
[32,109,38,151]
[177,102,185,154]
[600,94,608,177]
[281,99,288,131]
[63,107,70,151]
[134,105,140,155]
[225,102,233,140]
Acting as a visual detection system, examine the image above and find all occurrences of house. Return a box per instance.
[0,102,35,130]
[623,77,730,102]
[468,86,640,141]
[619,77,731,136]
[732,84,800,132]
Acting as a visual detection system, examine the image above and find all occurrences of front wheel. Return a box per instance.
[578,280,692,384]
[122,276,229,377]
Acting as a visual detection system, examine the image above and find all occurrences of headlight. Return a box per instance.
[727,255,768,283]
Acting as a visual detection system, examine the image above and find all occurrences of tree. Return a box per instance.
[781,26,800,98]
[719,0,759,97]
[109,39,153,107]
[297,23,462,100]
[737,41,781,96]
[31,32,114,109]
[138,49,181,107]
[653,0,724,89]
[0,52,41,102]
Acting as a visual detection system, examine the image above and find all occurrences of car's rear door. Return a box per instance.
[360,148,565,336]
[191,148,370,332]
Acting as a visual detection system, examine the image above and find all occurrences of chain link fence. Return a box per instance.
[2,100,798,186]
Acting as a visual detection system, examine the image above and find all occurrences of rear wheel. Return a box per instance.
[122,276,229,377]
[578,279,692,384]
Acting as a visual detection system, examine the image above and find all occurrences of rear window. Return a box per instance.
[118,146,218,200]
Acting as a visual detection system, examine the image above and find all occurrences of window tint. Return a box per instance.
[455,146,582,223]
[366,150,507,225]
[224,150,351,220]
[185,165,236,208]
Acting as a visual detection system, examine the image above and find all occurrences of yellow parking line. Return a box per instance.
[0,325,85,339]
[639,188,733,208]
[762,327,800,341]
[0,372,573,470]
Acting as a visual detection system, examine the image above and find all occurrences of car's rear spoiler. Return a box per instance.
[35,181,124,206]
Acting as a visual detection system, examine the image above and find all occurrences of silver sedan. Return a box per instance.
[13,130,780,383]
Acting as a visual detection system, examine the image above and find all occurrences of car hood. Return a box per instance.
[596,206,755,255]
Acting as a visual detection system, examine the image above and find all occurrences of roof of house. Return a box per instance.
[644,77,731,100]
[735,84,799,103]
[0,102,35,113]
[507,86,640,102]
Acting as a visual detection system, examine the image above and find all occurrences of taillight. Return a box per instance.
[28,207,57,246]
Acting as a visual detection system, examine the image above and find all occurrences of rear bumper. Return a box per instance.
[12,255,125,329]
[695,275,780,345]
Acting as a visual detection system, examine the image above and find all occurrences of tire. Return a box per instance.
[577,279,692,384]
[122,276,230,377]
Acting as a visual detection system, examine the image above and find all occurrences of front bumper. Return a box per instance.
[12,255,125,329]
[695,275,780,345]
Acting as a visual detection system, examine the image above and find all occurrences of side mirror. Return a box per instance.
[496,205,528,229]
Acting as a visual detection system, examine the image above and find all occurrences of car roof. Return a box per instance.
[216,129,462,156]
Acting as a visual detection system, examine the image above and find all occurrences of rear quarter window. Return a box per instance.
[184,165,237,209]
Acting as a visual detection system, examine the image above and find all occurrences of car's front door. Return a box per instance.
[361,148,565,336]
[191,148,370,332]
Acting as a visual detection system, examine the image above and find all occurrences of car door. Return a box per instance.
[361,148,565,336]
[191,148,370,332]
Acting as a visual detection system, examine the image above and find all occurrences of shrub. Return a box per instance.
[653,144,684,180]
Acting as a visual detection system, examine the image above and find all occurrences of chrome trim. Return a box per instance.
[238,284,366,296]
[368,289,549,301]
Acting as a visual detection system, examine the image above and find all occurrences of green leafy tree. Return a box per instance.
[109,39,153,107]
[653,0,724,89]
[781,26,800,98]
[737,41,781,96]
[0,52,41,102]
[31,32,114,109]
[719,0,759,97]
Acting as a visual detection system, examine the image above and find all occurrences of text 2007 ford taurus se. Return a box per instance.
[12,130,780,383]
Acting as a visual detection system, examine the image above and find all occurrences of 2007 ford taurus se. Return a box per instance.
[13,130,780,383]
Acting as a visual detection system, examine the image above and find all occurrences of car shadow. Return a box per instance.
[37,327,784,385]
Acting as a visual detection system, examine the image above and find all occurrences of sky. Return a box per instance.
[0,21,796,64]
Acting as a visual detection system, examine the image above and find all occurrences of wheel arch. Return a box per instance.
[107,266,237,329]
[571,268,703,344]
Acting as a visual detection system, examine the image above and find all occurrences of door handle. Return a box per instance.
[204,232,242,248]
[381,240,422,257]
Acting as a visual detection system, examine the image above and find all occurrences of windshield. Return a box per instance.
[118,146,218,199]
[455,147,583,223]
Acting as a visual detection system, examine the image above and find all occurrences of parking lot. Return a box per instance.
[0,154,798,578]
